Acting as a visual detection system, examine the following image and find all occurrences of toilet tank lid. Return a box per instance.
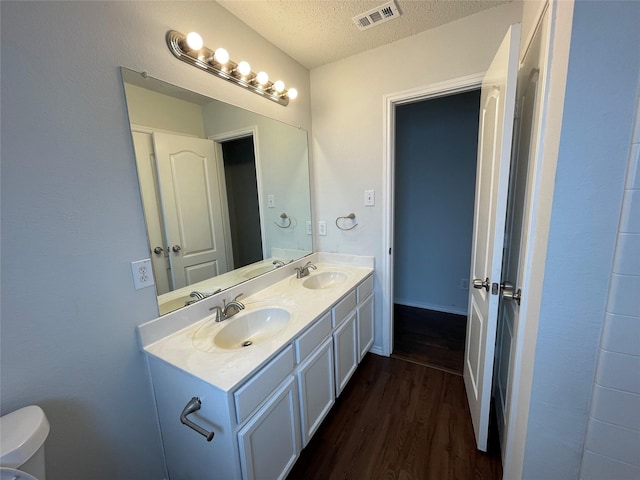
[0,406,50,468]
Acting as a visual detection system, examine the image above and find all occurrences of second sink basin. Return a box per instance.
[303,271,347,290]
[213,307,291,349]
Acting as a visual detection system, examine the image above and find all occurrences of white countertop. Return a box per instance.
[139,254,373,392]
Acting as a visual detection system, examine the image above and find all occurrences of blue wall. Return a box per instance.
[394,90,480,315]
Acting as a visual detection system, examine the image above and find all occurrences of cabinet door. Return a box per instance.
[334,311,358,397]
[238,376,300,480]
[297,337,335,447]
[357,294,375,361]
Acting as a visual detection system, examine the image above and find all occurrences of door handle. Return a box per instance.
[172,244,182,252]
[473,277,490,292]
[500,281,522,305]
[153,246,164,255]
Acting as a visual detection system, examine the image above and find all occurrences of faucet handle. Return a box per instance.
[234,293,243,301]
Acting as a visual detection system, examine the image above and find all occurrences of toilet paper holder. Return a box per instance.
[180,397,214,442]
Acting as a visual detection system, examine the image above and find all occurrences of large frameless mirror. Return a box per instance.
[121,68,312,315]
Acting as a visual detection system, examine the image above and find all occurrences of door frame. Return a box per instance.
[381,72,484,357]
[209,126,267,264]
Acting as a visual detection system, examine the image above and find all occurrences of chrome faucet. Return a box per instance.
[273,260,286,268]
[295,261,317,279]
[190,291,206,300]
[210,294,245,322]
[185,288,222,306]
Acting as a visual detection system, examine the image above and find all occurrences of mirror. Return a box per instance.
[121,68,312,315]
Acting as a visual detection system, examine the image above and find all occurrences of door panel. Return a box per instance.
[464,23,521,452]
[493,8,550,459]
[153,132,229,289]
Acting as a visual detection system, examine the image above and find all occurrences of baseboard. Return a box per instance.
[394,299,467,316]
[369,345,385,357]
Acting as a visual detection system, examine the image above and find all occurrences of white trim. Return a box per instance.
[381,73,484,357]
[208,126,268,261]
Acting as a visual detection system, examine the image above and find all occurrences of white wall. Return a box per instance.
[0,2,310,479]
[580,86,640,479]
[520,1,640,478]
[310,2,522,349]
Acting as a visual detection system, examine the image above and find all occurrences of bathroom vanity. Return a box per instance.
[138,254,374,479]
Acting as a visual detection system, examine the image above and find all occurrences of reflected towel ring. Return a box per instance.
[274,212,292,228]
[336,213,358,231]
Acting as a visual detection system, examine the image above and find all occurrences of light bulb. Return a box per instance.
[274,80,285,93]
[214,48,229,65]
[256,71,269,85]
[237,61,251,77]
[287,88,298,100]
[186,32,203,51]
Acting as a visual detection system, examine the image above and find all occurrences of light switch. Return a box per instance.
[364,189,375,206]
[318,221,327,236]
[267,194,275,208]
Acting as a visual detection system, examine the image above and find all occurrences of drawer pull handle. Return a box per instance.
[180,397,214,442]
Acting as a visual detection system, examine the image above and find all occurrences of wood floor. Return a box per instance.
[287,354,502,480]
[392,304,467,375]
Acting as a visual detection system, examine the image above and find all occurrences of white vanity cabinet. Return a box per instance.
[238,376,300,480]
[143,271,374,480]
[357,276,375,361]
[296,336,334,446]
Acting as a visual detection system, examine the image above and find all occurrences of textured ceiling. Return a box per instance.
[217,0,512,69]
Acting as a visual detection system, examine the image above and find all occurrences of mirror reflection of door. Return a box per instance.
[153,132,230,290]
[219,136,263,269]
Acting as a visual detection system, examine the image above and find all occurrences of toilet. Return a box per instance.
[0,406,49,480]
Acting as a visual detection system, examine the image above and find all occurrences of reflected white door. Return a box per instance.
[464,23,520,452]
[153,132,229,289]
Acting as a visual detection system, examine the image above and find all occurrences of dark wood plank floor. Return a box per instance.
[287,354,502,480]
[392,304,467,375]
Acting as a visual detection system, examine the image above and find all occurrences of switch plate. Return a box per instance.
[364,189,375,206]
[318,221,327,236]
[267,194,275,208]
[131,259,155,290]
[306,221,312,235]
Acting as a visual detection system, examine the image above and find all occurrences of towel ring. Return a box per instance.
[336,213,358,231]
[274,212,292,228]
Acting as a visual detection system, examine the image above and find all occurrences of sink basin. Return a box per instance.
[303,271,348,290]
[242,264,275,279]
[213,307,291,349]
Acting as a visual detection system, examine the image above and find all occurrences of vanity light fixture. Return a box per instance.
[166,30,297,106]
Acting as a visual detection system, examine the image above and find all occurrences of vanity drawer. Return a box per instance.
[234,345,295,424]
[332,290,357,328]
[295,312,332,364]
[357,275,374,302]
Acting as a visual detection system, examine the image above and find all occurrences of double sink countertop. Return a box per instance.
[137,253,374,393]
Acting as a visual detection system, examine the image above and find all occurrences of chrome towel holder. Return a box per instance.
[274,212,292,228]
[336,213,358,231]
[180,397,214,442]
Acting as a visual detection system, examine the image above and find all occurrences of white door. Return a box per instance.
[493,10,550,459]
[153,132,229,289]
[464,23,521,452]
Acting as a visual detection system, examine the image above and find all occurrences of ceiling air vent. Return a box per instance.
[352,0,401,31]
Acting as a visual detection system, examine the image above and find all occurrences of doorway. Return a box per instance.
[391,90,481,374]
[219,136,263,269]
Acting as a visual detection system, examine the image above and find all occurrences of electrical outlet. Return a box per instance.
[318,221,327,236]
[306,220,312,235]
[364,189,375,206]
[131,259,155,290]
[267,194,275,208]
[460,278,469,290]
